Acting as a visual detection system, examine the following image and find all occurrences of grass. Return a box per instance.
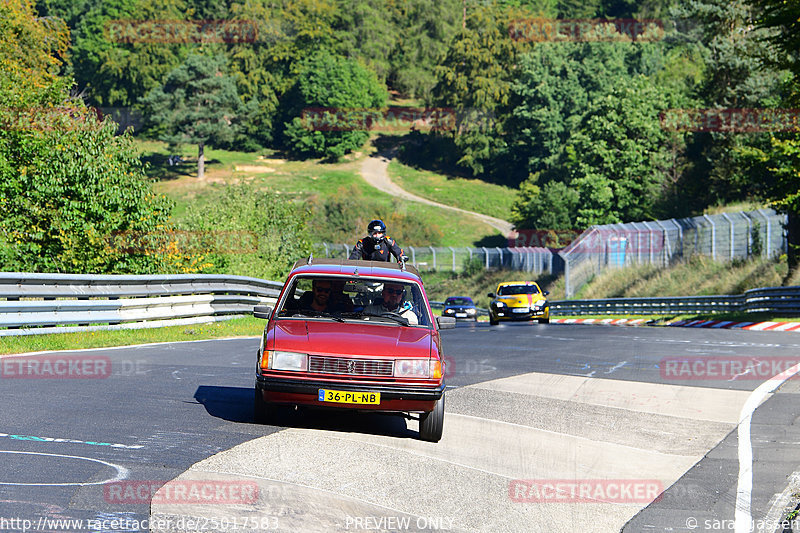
[574,255,790,299]
[138,139,504,247]
[387,160,516,219]
[0,317,264,356]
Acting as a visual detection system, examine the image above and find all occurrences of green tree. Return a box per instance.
[182,185,312,280]
[510,178,579,230]
[0,0,173,273]
[140,54,251,178]
[562,76,677,226]
[281,51,387,160]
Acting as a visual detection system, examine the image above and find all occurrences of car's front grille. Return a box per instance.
[308,356,394,377]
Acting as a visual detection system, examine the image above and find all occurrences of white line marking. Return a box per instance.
[0,336,259,358]
[734,363,800,533]
[0,451,128,486]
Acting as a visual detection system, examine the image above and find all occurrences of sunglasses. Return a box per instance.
[314,286,331,293]
[384,288,404,295]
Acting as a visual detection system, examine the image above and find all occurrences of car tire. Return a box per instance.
[253,386,275,424]
[419,394,445,442]
[539,318,550,324]
[489,316,499,326]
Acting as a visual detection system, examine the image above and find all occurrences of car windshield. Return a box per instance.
[276,275,431,327]
[445,297,473,306]
[498,285,540,296]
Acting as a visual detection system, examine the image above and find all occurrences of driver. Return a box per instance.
[364,282,418,325]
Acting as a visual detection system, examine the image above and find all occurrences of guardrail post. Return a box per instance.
[449,247,456,271]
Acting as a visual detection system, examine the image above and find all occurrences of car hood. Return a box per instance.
[270,320,432,358]
[495,294,545,307]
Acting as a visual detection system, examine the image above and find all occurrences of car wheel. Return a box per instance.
[419,394,445,442]
[538,318,550,324]
[489,315,499,326]
[253,386,275,424]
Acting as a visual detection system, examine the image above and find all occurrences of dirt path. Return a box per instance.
[359,149,515,237]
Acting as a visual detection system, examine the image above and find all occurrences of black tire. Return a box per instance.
[253,386,275,424]
[489,315,499,326]
[538,318,550,324]
[419,394,445,442]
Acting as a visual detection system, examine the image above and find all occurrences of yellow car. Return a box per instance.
[487,281,549,325]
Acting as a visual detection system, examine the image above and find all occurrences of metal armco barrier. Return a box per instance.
[549,286,800,316]
[0,273,283,336]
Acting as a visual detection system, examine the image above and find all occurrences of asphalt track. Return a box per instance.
[1,323,800,533]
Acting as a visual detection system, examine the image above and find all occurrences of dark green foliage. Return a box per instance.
[281,51,387,159]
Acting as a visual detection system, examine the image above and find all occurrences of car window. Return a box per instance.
[498,285,540,296]
[446,297,473,306]
[277,275,431,327]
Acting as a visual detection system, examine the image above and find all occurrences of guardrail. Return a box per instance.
[0,273,283,336]
[549,286,800,316]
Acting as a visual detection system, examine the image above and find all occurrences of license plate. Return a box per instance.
[456,313,467,317]
[318,389,380,405]
[512,308,530,313]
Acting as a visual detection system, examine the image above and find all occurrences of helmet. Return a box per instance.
[367,219,386,234]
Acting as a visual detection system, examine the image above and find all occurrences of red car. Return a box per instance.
[253,258,454,442]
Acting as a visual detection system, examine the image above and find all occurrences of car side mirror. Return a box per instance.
[437,316,456,330]
[253,305,272,320]
[544,291,549,296]
[487,292,495,298]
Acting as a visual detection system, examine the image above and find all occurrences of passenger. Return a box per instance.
[298,279,351,313]
[349,219,407,263]
[363,282,418,325]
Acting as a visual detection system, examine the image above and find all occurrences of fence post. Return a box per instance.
[482,247,489,269]
[449,247,456,271]
[496,247,504,269]
[721,212,734,260]
[703,214,716,260]
[655,220,670,267]
[342,244,349,257]
[323,243,329,257]
[743,212,752,257]
[428,246,436,270]
[409,246,416,266]
[758,209,772,257]
[468,248,473,262]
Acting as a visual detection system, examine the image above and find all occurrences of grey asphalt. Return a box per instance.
[0,324,799,532]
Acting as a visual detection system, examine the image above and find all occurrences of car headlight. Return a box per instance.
[534,299,547,307]
[395,359,432,378]
[268,351,308,371]
[444,308,454,314]
[467,308,476,315]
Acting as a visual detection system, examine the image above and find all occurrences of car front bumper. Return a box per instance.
[255,375,445,413]
[491,307,549,321]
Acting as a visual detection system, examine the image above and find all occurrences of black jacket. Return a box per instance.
[349,235,404,262]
